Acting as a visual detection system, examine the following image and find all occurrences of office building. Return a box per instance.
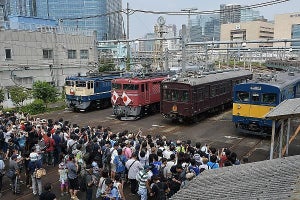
[240,8,261,22]
[220,21,274,48]
[274,12,300,48]
[220,4,241,24]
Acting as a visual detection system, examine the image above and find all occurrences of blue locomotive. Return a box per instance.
[232,71,300,136]
[65,72,120,111]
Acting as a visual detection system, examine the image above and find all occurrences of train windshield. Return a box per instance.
[112,83,122,90]
[123,84,139,90]
[251,93,260,103]
[163,89,189,102]
[75,81,86,87]
[65,80,74,86]
[237,91,249,102]
[262,93,276,104]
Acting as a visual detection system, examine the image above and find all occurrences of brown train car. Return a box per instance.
[160,70,253,122]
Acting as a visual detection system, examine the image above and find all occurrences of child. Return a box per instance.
[58,160,68,196]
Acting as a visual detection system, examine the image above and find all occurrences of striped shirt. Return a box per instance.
[136,169,150,189]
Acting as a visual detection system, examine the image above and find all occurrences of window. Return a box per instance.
[43,49,53,59]
[251,92,260,103]
[237,91,249,102]
[182,91,189,102]
[262,93,276,104]
[75,81,86,87]
[171,91,179,101]
[68,50,77,59]
[80,50,89,59]
[112,83,122,90]
[141,84,145,92]
[65,80,74,86]
[5,49,12,59]
[123,84,139,90]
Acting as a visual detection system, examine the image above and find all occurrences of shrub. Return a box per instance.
[21,99,46,115]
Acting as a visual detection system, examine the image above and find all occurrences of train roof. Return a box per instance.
[112,75,167,84]
[239,71,300,89]
[162,69,253,86]
[65,72,120,81]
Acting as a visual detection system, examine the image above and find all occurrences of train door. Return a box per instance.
[145,83,150,102]
[296,82,300,98]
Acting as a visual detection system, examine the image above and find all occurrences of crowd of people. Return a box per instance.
[0,111,248,200]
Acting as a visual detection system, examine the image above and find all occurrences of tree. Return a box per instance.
[8,86,30,107]
[32,81,58,107]
[0,88,4,104]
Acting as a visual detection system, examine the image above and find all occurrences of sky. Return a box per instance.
[122,0,300,39]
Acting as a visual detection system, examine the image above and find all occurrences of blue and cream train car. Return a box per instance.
[232,72,300,136]
[65,72,120,111]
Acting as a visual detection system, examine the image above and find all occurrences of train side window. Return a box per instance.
[91,81,94,89]
[182,91,189,102]
[87,82,90,89]
[251,93,260,103]
[237,91,249,102]
[262,93,276,104]
[141,84,145,92]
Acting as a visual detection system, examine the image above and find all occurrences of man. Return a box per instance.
[136,165,152,200]
[52,130,62,166]
[67,154,79,200]
[28,147,43,196]
[0,152,5,197]
[125,152,142,195]
[168,164,186,198]
[85,165,95,200]
[39,182,56,200]
[44,133,55,166]
[8,154,21,194]
[150,175,169,200]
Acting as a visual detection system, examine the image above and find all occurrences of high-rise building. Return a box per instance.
[220,4,241,24]
[240,8,260,22]
[190,14,220,42]
[35,0,123,41]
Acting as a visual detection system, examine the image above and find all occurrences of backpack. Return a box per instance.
[79,172,87,192]
[103,148,113,164]
[153,182,167,200]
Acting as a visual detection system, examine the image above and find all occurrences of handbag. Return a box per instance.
[35,168,46,179]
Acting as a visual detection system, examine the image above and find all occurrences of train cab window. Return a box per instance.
[87,82,91,89]
[251,93,260,103]
[237,91,249,102]
[112,83,122,90]
[262,93,276,104]
[76,81,86,87]
[171,90,179,101]
[123,84,139,90]
[65,80,74,86]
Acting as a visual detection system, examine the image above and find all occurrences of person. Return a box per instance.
[103,178,121,200]
[96,170,109,199]
[85,164,95,200]
[8,154,21,194]
[39,182,57,200]
[113,148,127,185]
[28,155,43,196]
[168,164,186,198]
[207,155,219,169]
[44,132,56,166]
[125,152,142,195]
[58,160,68,197]
[136,165,152,200]
[150,175,169,200]
[0,152,5,197]
[67,154,79,200]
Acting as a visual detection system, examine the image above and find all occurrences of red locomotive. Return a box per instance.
[111,73,168,120]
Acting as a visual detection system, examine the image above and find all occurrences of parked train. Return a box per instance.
[65,71,120,111]
[160,69,253,122]
[265,59,300,71]
[111,73,169,120]
[232,71,300,136]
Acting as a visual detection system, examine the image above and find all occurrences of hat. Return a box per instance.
[144,165,151,170]
[11,155,18,160]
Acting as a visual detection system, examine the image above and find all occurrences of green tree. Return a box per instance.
[0,88,4,104]
[8,86,30,107]
[32,81,58,107]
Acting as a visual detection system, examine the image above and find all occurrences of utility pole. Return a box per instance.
[181,8,197,42]
[181,25,187,72]
[126,3,130,71]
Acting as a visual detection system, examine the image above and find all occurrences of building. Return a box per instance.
[190,14,220,42]
[2,0,123,41]
[220,20,274,48]
[274,12,300,48]
[0,20,97,107]
[240,8,262,22]
[220,4,241,24]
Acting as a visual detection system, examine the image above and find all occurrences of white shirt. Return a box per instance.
[162,149,173,159]
[110,148,118,164]
[125,158,143,179]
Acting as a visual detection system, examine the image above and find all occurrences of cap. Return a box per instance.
[11,155,18,160]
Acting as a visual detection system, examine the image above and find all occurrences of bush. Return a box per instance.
[21,99,46,115]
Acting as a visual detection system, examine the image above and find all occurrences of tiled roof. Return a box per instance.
[171,155,300,200]
[265,98,300,120]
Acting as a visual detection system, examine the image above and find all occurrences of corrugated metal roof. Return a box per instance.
[171,155,300,200]
[265,98,300,120]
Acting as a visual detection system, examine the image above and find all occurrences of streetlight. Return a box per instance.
[181,8,198,42]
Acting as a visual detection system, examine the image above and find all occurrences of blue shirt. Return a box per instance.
[151,161,162,175]
[188,165,200,176]
[114,155,127,173]
[207,162,219,169]
[28,160,42,175]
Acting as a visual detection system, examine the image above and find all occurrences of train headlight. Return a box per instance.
[172,105,177,112]
[238,104,241,109]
